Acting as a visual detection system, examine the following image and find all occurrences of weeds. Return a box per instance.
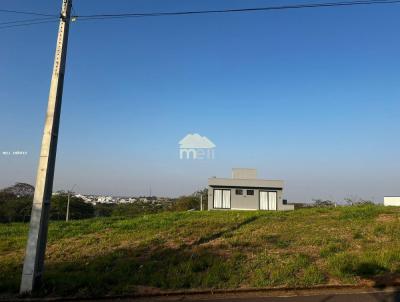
[2,206,400,297]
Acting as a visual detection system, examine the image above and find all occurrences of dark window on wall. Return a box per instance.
[235,189,243,195]
[247,190,254,195]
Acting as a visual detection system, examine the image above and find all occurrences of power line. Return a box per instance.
[1,0,399,30]
[0,8,57,17]
[0,17,58,26]
[74,0,400,21]
[0,19,59,30]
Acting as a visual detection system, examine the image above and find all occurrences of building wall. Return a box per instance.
[208,186,292,211]
[209,178,283,189]
[231,188,259,210]
[208,187,213,209]
[277,202,295,211]
[384,197,400,206]
[232,168,257,180]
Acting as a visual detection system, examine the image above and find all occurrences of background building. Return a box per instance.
[208,168,294,211]
[384,196,400,206]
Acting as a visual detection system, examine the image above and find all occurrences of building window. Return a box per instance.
[213,189,231,209]
[235,189,243,195]
[247,190,254,195]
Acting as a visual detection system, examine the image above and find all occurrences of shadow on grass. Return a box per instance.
[0,217,259,297]
[38,244,244,297]
[368,272,400,289]
[4,248,400,300]
[38,217,261,297]
[328,255,400,301]
[192,216,259,246]
[0,247,227,297]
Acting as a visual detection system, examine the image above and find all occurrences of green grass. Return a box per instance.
[2,205,400,297]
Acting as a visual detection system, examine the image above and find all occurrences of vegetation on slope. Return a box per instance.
[0,188,207,223]
[2,205,400,297]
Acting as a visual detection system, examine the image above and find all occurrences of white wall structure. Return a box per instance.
[384,197,400,206]
[232,168,257,179]
[208,168,294,211]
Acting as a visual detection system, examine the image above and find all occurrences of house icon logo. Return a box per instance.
[179,133,216,160]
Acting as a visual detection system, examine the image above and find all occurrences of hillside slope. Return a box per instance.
[2,206,400,297]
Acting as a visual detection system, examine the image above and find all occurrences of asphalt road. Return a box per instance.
[183,291,400,301]
[124,288,400,302]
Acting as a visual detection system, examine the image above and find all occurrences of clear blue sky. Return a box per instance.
[1,0,399,202]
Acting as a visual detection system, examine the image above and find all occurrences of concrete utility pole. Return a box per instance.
[66,184,76,222]
[20,0,72,294]
[66,192,71,222]
[200,195,203,211]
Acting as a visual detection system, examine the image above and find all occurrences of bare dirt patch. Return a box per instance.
[377,214,397,223]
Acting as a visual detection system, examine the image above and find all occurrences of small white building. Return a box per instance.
[384,196,400,206]
[208,168,294,211]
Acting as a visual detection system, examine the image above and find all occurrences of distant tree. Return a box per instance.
[312,198,334,207]
[104,201,169,218]
[293,203,314,209]
[193,188,208,210]
[50,194,95,220]
[0,191,101,222]
[173,196,200,211]
[355,199,375,206]
[112,203,150,217]
[344,197,355,206]
[344,195,367,206]
[0,192,32,222]
[94,204,114,217]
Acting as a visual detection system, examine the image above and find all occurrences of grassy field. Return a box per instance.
[2,205,400,297]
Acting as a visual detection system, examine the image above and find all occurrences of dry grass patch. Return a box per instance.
[2,206,400,297]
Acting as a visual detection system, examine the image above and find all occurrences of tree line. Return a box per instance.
[0,188,208,223]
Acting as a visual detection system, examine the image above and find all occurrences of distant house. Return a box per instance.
[208,168,294,211]
[384,196,400,206]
